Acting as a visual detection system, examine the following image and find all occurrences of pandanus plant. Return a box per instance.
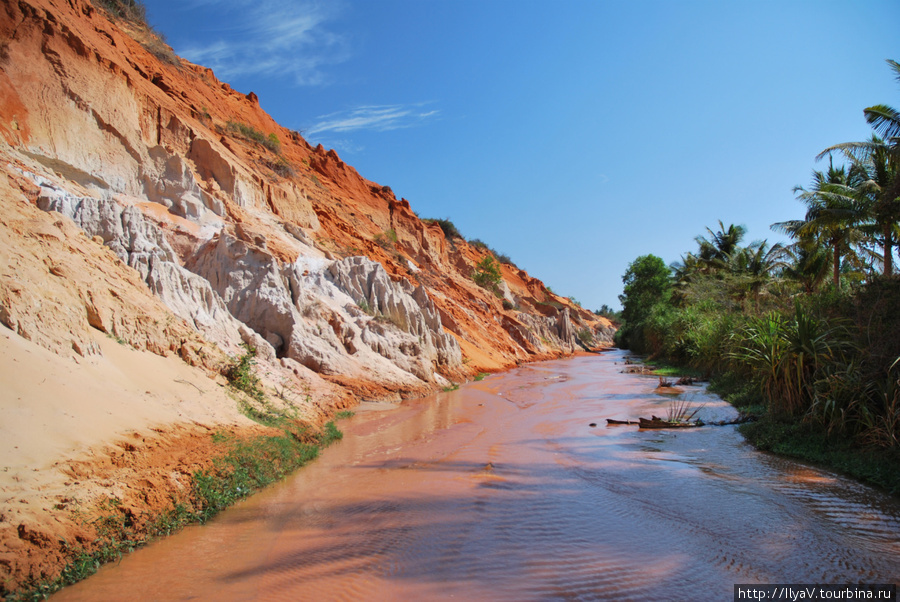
[731,302,854,417]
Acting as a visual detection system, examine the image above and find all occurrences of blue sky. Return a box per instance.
[142,0,899,311]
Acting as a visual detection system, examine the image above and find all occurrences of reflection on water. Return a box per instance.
[54,351,900,601]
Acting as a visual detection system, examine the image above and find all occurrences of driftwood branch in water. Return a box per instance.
[604,414,758,428]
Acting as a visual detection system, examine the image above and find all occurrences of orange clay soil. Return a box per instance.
[0,420,277,595]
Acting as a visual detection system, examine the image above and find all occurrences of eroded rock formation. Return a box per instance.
[0,0,618,593]
[0,0,614,401]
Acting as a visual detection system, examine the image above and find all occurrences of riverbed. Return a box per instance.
[53,351,900,600]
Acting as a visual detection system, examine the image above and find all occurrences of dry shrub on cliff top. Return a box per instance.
[93,0,147,23]
[422,218,463,240]
[91,0,179,64]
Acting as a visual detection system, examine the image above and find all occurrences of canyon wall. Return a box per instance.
[0,0,617,592]
[0,0,614,410]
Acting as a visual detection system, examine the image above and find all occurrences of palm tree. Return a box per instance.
[815,59,900,276]
[772,164,867,288]
[729,240,790,278]
[817,135,900,276]
[695,221,747,271]
[782,243,831,293]
[723,240,789,303]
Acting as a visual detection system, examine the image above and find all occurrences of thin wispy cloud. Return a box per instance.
[176,0,347,86]
[307,104,440,136]
[316,138,365,155]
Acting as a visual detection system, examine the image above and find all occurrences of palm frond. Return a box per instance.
[864,104,900,142]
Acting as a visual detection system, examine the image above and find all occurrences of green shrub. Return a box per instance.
[223,344,265,404]
[472,256,502,290]
[267,133,281,153]
[357,298,374,315]
[731,303,855,418]
[226,121,282,153]
[577,328,593,345]
[374,229,398,249]
[422,218,463,240]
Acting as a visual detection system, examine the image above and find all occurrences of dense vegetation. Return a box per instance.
[616,60,900,493]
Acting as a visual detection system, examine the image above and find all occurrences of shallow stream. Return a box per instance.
[53,351,900,600]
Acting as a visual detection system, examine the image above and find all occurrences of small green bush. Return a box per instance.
[223,344,265,404]
[357,298,374,315]
[266,133,282,153]
[473,256,502,290]
[422,218,463,239]
[226,121,281,153]
[374,229,398,249]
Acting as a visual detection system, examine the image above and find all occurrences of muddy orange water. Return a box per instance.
[54,352,900,600]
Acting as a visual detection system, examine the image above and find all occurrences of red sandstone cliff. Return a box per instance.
[0,0,613,398]
[0,0,614,593]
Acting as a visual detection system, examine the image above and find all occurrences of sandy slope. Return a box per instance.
[0,329,259,592]
[0,332,249,479]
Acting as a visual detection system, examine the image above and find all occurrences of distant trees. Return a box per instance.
[615,254,671,352]
[613,59,900,470]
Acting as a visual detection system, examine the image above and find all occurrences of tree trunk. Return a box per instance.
[884,224,893,277]
[833,241,841,288]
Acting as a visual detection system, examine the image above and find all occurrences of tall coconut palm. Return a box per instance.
[730,240,790,278]
[817,135,900,276]
[772,164,867,288]
[815,59,900,276]
[695,221,747,271]
[728,240,791,301]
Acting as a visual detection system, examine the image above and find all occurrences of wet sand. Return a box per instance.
[53,351,900,600]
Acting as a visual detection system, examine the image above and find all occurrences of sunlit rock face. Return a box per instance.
[0,0,616,402]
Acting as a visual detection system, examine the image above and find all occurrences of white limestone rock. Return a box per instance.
[36,184,176,280]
